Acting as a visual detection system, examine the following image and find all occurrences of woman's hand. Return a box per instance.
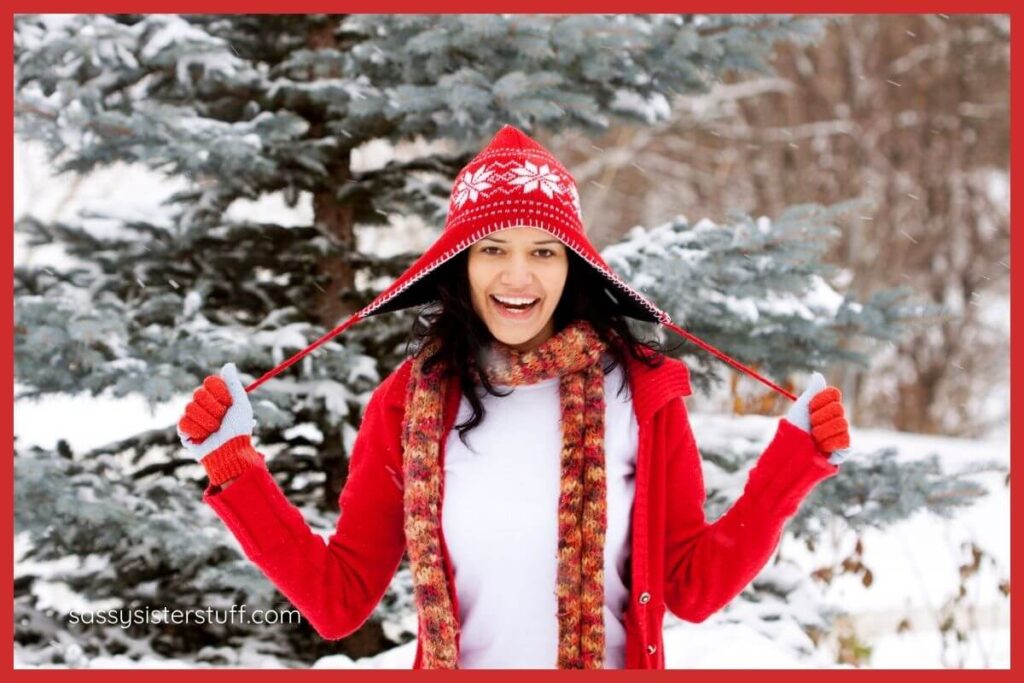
[177,362,257,461]
[785,372,852,465]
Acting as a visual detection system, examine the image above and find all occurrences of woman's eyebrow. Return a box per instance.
[480,237,561,245]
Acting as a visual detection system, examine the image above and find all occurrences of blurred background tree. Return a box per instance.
[555,14,1010,437]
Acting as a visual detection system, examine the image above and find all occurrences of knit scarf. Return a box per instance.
[401,318,609,669]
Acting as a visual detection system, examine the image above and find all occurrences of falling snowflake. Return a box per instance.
[509,160,564,199]
[453,164,495,208]
[567,181,582,218]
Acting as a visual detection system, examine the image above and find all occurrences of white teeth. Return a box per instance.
[493,295,538,306]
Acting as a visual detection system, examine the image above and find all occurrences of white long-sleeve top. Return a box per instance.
[441,359,640,669]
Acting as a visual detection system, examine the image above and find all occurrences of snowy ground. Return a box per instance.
[14,393,1010,669]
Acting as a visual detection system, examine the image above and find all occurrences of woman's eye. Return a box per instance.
[479,246,557,257]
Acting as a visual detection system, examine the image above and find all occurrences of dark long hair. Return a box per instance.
[406,248,677,447]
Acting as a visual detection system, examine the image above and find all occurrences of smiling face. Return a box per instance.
[467,226,569,353]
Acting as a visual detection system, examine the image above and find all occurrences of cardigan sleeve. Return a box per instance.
[200,360,412,640]
[662,396,840,623]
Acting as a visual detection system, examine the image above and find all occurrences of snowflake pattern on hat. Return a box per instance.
[448,157,583,217]
[453,164,495,208]
[509,160,564,198]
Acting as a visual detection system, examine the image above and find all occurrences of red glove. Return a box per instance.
[809,387,850,453]
[178,375,234,444]
[176,362,263,486]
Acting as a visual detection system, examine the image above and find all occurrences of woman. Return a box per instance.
[177,125,851,670]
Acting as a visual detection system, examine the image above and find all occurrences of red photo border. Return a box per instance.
[3,3,1017,679]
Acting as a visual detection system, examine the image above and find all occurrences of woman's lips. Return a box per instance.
[489,294,540,321]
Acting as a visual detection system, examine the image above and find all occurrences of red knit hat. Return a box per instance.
[359,124,665,323]
[245,125,796,402]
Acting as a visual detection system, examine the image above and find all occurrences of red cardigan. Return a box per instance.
[202,352,840,669]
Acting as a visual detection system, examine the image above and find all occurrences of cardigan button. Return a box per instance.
[647,644,657,655]
[638,591,651,604]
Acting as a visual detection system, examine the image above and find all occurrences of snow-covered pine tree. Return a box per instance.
[604,204,933,400]
[14,14,994,668]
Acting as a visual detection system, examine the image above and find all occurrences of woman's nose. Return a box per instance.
[499,255,533,286]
